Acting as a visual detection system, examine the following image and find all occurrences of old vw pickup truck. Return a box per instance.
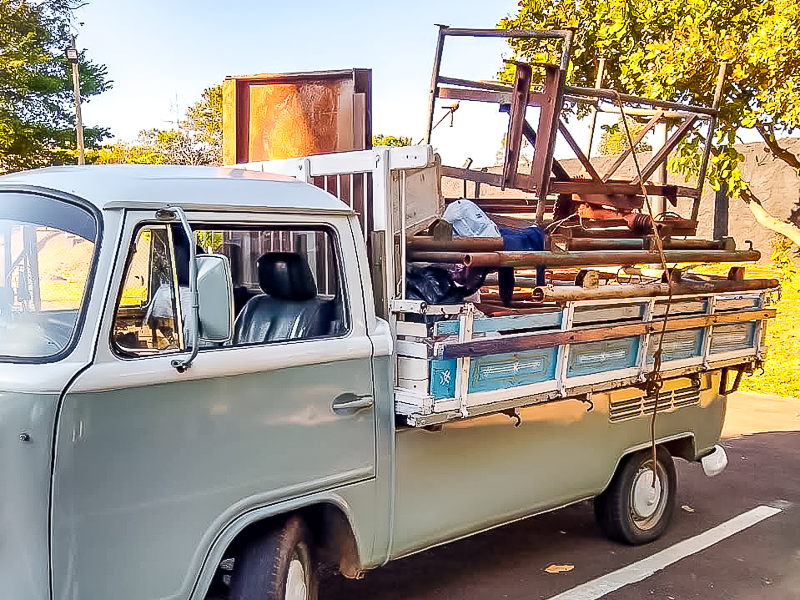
[0,150,774,600]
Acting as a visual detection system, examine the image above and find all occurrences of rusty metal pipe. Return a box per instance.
[662,238,729,250]
[482,272,616,288]
[531,279,779,303]
[560,238,730,251]
[564,85,718,117]
[408,249,761,268]
[559,238,645,251]
[480,291,536,302]
[483,274,542,287]
[406,236,504,252]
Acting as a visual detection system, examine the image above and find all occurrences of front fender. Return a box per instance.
[188,487,369,600]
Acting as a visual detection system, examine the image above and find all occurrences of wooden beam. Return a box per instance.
[438,308,775,360]
[438,87,512,105]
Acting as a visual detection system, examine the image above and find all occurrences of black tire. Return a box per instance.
[594,446,677,545]
[229,516,317,600]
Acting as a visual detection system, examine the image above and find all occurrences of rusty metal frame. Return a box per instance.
[631,115,700,185]
[718,364,746,395]
[502,61,533,189]
[602,111,664,181]
[427,27,726,229]
[424,26,574,143]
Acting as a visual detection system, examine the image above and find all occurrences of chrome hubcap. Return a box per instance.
[285,558,307,600]
[630,464,666,529]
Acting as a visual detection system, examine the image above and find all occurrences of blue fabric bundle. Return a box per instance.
[498,226,547,307]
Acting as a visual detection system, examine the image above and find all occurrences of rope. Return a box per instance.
[611,91,675,481]
[545,211,580,232]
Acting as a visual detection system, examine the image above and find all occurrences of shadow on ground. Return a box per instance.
[321,430,800,600]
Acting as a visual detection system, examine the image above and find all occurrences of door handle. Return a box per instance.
[332,394,374,413]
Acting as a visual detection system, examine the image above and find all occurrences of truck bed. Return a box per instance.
[394,290,774,426]
[236,146,776,428]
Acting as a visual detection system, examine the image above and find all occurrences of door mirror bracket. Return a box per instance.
[165,208,235,373]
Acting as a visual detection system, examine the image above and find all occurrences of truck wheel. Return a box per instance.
[594,446,677,545]
[229,516,317,600]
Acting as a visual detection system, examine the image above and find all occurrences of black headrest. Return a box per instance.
[257,252,317,301]
[173,242,205,286]
[220,243,242,282]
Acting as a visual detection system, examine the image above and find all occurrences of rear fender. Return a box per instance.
[598,434,696,496]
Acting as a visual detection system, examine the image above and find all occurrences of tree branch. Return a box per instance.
[740,187,800,248]
[755,122,800,172]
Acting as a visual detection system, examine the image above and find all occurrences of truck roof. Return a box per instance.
[0,164,352,214]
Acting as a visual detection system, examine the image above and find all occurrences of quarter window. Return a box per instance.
[112,226,183,355]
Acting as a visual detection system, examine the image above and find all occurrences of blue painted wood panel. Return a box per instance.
[653,299,708,317]
[710,323,756,354]
[648,328,705,363]
[716,297,759,312]
[430,359,457,399]
[567,337,639,377]
[434,311,561,336]
[468,348,557,394]
[573,303,645,325]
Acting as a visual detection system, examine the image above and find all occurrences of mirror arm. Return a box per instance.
[169,207,199,373]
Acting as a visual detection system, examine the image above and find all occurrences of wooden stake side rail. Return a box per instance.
[437,308,776,360]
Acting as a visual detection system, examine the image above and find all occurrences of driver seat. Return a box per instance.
[233,252,332,344]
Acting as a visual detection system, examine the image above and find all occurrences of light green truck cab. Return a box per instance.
[0,163,744,600]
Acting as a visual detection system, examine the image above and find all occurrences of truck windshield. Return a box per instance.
[0,193,98,361]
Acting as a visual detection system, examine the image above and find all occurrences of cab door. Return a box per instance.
[50,211,377,600]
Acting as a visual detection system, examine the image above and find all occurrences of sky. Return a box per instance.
[73,0,524,168]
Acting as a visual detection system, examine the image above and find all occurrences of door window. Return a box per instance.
[197,225,348,345]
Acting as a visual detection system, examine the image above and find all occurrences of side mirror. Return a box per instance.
[196,254,234,344]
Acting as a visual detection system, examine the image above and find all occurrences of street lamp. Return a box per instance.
[65,38,85,165]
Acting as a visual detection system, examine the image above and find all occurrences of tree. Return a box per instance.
[93,127,219,166]
[499,0,800,245]
[182,84,222,162]
[94,84,222,166]
[0,0,112,172]
[372,134,411,147]
[598,119,652,156]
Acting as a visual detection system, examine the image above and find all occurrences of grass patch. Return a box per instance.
[694,248,800,398]
[743,266,800,397]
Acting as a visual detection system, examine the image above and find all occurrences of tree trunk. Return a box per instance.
[741,188,800,248]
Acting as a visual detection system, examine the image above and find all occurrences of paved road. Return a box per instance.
[322,393,800,600]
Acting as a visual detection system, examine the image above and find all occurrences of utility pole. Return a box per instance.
[651,120,667,219]
[584,57,606,159]
[65,36,85,165]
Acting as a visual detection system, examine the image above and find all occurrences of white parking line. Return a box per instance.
[546,504,782,600]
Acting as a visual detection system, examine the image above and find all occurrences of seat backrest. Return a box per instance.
[233,252,333,344]
[219,242,253,315]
